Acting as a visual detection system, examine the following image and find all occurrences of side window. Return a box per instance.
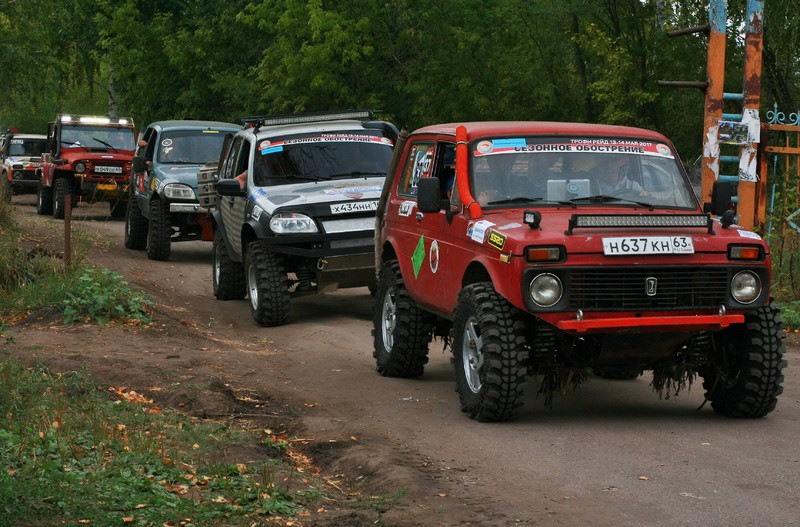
[431,142,457,207]
[397,141,434,197]
[221,137,243,180]
[234,140,251,178]
[138,128,156,160]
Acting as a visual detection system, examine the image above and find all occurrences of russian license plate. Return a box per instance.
[95,165,122,174]
[602,236,694,255]
[330,200,378,214]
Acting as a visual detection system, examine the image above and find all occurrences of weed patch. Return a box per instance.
[0,360,318,525]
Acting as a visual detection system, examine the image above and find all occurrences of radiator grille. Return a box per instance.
[321,217,374,234]
[568,267,729,310]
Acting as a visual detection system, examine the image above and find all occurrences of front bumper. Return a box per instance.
[169,202,210,214]
[554,312,745,333]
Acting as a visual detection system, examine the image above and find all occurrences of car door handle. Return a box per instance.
[415,212,424,221]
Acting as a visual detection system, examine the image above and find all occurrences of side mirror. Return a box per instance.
[706,180,736,216]
[217,178,245,197]
[132,156,146,172]
[417,177,442,213]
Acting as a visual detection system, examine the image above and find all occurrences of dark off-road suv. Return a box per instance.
[374,121,786,421]
[211,111,398,326]
[125,120,241,260]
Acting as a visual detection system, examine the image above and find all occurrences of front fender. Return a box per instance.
[211,209,238,262]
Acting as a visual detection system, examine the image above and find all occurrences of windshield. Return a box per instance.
[157,129,231,164]
[7,138,46,157]
[60,125,136,151]
[252,131,393,186]
[470,136,697,209]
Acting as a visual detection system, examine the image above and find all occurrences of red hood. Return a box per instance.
[476,206,768,256]
[58,148,134,162]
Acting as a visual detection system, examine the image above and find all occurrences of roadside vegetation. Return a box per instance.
[0,360,315,526]
[0,200,342,525]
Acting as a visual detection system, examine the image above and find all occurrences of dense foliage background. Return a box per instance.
[1,0,799,164]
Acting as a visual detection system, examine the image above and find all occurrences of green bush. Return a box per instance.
[62,267,153,324]
[779,301,800,331]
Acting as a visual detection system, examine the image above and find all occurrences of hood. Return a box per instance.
[6,156,41,165]
[251,176,385,213]
[153,163,204,191]
[474,206,767,256]
[60,148,134,163]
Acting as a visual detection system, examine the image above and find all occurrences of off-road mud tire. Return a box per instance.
[110,198,127,219]
[245,240,289,326]
[453,283,529,422]
[372,260,434,378]
[52,177,68,219]
[0,172,11,202]
[594,367,642,380]
[36,181,53,215]
[147,198,172,261]
[213,229,246,300]
[700,303,786,418]
[124,195,148,250]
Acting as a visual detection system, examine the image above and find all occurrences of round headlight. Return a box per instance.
[529,273,563,307]
[74,162,86,173]
[731,270,761,304]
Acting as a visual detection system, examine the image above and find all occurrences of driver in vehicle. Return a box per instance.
[592,154,645,196]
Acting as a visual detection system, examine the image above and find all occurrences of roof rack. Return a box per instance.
[241,110,375,131]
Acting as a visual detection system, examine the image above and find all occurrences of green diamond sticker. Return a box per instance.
[411,235,425,278]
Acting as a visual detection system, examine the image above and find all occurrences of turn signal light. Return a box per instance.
[525,246,563,262]
[729,245,762,260]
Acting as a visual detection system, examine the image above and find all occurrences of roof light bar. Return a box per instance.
[566,214,714,235]
[241,110,375,128]
[58,114,134,126]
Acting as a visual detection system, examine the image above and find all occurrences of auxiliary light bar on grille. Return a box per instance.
[565,214,714,235]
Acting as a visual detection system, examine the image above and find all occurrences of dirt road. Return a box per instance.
[6,196,799,526]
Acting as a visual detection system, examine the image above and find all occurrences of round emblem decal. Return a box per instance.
[259,140,271,150]
[161,138,173,147]
[477,141,493,154]
[656,144,671,156]
[429,240,440,274]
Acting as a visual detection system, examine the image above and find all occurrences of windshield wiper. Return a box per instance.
[569,194,654,210]
[486,196,575,206]
[91,137,119,153]
[60,140,90,152]
[329,171,385,178]
[279,174,322,181]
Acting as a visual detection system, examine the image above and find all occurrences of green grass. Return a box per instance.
[0,361,310,526]
[0,200,150,325]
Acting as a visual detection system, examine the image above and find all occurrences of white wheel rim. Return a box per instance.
[247,263,259,310]
[381,286,396,352]
[213,246,221,286]
[462,316,483,393]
